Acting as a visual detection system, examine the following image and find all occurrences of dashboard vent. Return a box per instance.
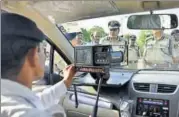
[133,83,150,92]
[157,84,177,93]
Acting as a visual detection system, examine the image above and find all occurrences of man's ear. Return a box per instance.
[26,47,38,67]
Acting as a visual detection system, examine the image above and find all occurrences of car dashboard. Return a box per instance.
[129,70,179,117]
[63,70,179,117]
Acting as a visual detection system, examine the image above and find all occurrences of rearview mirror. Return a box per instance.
[127,14,178,29]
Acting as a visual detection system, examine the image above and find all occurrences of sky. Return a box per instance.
[63,8,179,38]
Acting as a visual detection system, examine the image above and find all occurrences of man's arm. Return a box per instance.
[37,65,76,108]
[36,81,67,108]
[1,96,55,117]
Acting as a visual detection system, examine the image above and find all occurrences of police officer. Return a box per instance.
[128,35,140,68]
[99,20,127,51]
[143,29,177,68]
[171,29,179,47]
[171,29,179,64]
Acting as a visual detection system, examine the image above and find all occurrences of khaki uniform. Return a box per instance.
[173,37,179,56]
[99,36,127,51]
[128,44,140,69]
[100,36,127,65]
[143,34,177,68]
[172,36,179,68]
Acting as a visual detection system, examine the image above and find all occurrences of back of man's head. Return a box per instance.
[1,13,45,83]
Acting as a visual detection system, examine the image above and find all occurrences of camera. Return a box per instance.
[74,45,126,74]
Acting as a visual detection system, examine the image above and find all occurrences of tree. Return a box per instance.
[137,30,152,53]
[88,26,107,37]
[81,28,91,42]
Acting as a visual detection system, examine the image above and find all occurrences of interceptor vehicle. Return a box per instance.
[2,1,179,117]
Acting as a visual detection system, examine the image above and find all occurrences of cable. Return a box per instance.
[73,84,79,108]
[91,77,103,117]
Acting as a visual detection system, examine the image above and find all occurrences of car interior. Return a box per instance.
[1,1,179,117]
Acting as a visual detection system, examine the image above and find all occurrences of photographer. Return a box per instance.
[1,13,76,117]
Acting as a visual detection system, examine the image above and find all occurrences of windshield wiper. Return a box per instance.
[137,68,179,72]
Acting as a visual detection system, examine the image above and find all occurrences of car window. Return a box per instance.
[53,50,67,76]
[33,40,67,85]
[44,41,51,70]
[33,40,51,85]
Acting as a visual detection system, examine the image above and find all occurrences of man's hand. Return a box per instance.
[63,65,76,88]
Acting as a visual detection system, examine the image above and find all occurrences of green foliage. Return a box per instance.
[81,28,91,42]
[80,26,107,43]
[137,30,152,53]
[88,26,107,37]
[123,34,131,43]
[137,31,146,49]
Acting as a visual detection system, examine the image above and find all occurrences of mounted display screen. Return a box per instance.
[75,47,92,65]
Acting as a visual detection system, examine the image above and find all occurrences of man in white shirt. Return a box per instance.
[87,31,101,45]
[1,13,76,117]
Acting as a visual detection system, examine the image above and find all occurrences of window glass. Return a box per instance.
[53,50,67,76]
[44,41,51,72]
[33,41,51,85]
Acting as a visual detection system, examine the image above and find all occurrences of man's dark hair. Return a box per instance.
[1,13,45,80]
[1,36,41,79]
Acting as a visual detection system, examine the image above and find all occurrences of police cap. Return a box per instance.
[171,29,179,35]
[108,20,121,29]
[1,13,45,42]
[130,35,136,40]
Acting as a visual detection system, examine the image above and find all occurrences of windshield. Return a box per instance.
[29,1,179,95]
[61,8,179,70]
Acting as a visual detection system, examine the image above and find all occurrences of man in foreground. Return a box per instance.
[1,13,76,117]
